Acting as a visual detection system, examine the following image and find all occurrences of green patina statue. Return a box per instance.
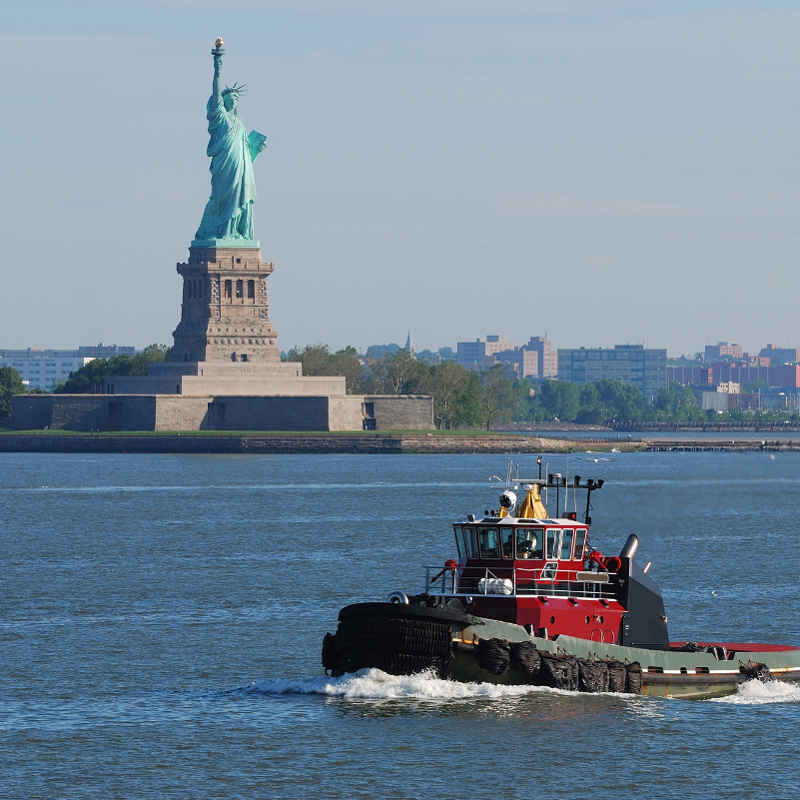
[193,38,267,247]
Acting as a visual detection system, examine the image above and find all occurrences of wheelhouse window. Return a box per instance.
[478,527,501,558]
[454,526,478,559]
[545,529,560,559]
[573,529,587,561]
[515,527,544,560]
[500,528,514,559]
[559,529,574,560]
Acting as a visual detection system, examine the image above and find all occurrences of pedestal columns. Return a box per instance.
[171,245,281,363]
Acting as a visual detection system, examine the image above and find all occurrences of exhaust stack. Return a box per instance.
[620,533,639,560]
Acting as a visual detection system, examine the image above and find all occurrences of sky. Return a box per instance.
[2,1,800,357]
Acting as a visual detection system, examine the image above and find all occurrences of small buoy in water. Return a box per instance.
[770,454,776,461]
[711,590,718,597]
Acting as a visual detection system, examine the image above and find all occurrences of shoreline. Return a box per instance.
[0,431,638,454]
[2,431,800,453]
[643,438,800,452]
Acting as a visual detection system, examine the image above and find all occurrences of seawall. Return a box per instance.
[0,432,636,455]
[644,438,800,452]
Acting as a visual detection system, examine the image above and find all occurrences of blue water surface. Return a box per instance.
[1,451,799,799]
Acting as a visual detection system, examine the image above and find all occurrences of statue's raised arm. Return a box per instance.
[193,37,267,246]
[210,39,223,103]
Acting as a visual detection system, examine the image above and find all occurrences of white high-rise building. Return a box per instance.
[0,344,136,391]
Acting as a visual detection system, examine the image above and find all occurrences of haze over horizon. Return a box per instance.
[3,2,799,358]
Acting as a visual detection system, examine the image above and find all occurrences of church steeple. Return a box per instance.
[405,331,415,359]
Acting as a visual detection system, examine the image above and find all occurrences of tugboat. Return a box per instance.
[322,467,800,699]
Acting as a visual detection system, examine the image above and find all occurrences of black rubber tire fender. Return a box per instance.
[510,641,541,679]
[626,661,643,694]
[384,651,445,677]
[577,659,609,693]
[477,638,512,675]
[606,660,627,692]
[540,653,578,690]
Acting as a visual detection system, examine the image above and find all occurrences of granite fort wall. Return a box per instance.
[12,393,435,431]
[13,394,339,431]
[366,395,434,430]
[12,395,158,431]
[155,396,212,431]
[329,396,366,431]
[205,396,332,431]
[11,396,53,429]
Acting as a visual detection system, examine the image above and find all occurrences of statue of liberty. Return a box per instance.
[194,38,267,245]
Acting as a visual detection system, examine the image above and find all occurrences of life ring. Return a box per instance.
[605,556,622,573]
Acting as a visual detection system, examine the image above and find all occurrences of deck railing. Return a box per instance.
[423,565,619,601]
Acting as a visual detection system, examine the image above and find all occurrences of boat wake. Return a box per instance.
[235,668,582,701]
[229,671,800,705]
[710,679,800,705]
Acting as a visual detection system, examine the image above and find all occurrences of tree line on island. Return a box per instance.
[1,343,796,429]
[284,345,719,429]
[0,346,170,426]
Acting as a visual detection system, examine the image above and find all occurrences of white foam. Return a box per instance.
[242,669,578,701]
[711,679,800,705]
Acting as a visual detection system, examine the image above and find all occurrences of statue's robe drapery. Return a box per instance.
[195,93,266,242]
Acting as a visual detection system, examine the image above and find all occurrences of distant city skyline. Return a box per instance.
[3,3,800,355]
[5,334,798,364]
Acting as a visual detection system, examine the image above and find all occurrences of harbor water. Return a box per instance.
[2,451,799,798]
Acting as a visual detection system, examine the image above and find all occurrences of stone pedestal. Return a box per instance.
[107,361,346,397]
[171,245,280,364]
[85,238,434,430]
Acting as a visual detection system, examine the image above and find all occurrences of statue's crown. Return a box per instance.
[222,82,247,97]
